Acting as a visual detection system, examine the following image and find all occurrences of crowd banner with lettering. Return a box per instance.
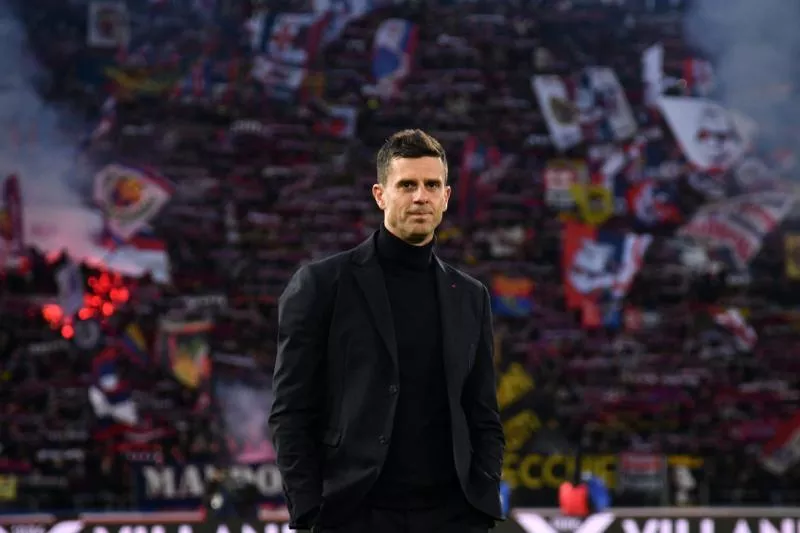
[656,96,748,172]
[532,75,583,151]
[497,358,577,507]
[678,191,795,269]
[544,159,589,210]
[498,362,540,460]
[504,453,618,506]
[503,449,703,507]
[133,462,283,509]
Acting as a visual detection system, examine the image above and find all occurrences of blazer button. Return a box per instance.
[388,385,398,394]
[378,435,387,445]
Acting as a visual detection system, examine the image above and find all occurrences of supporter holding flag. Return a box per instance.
[88,348,139,433]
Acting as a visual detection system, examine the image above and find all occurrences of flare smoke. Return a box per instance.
[0,0,85,206]
[685,0,800,165]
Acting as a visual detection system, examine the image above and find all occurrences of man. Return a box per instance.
[269,129,505,533]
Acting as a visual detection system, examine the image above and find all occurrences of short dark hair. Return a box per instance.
[376,129,448,185]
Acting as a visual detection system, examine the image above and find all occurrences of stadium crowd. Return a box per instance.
[1,0,800,515]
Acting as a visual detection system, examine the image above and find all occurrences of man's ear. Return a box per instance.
[372,183,385,210]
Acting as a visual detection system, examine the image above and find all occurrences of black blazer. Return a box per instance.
[269,232,505,528]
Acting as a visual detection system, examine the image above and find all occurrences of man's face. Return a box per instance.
[373,156,451,245]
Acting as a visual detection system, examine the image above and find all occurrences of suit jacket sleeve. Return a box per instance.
[269,265,326,527]
[464,285,505,482]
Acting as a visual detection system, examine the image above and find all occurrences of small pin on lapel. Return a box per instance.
[451,283,456,288]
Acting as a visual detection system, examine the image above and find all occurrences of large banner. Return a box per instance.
[582,67,637,141]
[656,97,748,172]
[93,164,173,243]
[133,462,283,509]
[678,191,795,269]
[532,75,582,151]
[562,221,652,326]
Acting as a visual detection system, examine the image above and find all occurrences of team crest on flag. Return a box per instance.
[531,75,582,151]
[93,164,173,243]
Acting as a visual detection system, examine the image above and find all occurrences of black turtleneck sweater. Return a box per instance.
[368,225,459,509]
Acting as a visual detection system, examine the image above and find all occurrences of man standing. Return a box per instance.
[269,129,505,533]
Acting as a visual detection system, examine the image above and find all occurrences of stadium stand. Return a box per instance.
[1,0,800,517]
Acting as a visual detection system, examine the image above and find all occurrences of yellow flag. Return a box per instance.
[570,184,614,225]
[785,234,800,279]
[0,475,17,501]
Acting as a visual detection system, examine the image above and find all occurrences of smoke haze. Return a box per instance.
[685,0,800,163]
[0,0,85,207]
[215,377,277,464]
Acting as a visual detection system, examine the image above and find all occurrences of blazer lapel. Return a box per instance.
[434,256,467,395]
[352,235,399,376]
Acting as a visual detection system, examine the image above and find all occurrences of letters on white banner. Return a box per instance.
[679,191,795,268]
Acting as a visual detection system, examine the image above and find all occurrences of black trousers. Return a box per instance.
[311,493,494,533]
